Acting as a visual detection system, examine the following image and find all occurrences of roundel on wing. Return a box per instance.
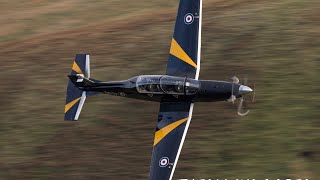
[159,157,169,167]
[184,13,194,25]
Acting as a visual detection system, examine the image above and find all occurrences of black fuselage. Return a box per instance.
[75,75,241,103]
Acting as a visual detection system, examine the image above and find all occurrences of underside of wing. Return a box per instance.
[166,0,202,80]
[149,102,194,180]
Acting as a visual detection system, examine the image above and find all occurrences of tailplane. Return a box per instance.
[64,54,90,121]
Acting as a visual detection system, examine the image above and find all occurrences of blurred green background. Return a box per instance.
[0,0,319,179]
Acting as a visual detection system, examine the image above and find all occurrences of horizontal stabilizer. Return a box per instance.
[64,84,86,121]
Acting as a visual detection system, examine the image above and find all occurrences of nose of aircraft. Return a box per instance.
[239,85,253,95]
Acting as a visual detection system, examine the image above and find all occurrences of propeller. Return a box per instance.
[237,76,255,116]
[227,76,239,104]
[228,76,255,116]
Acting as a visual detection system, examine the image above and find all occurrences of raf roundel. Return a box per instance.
[159,157,170,167]
[184,13,194,25]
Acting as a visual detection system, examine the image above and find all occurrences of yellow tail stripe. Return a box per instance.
[65,97,81,113]
[153,117,188,146]
[72,61,83,74]
[169,38,197,68]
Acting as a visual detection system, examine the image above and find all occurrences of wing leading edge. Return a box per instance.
[166,0,202,80]
[149,102,194,180]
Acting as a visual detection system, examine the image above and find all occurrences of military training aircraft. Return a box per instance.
[64,0,254,179]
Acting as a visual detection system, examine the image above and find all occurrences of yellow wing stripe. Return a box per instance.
[170,38,197,68]
[72,61,83,74]
[153,117,188,146]
[65,97,81,113]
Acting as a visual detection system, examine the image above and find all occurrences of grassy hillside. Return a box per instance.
[0,0,319,179]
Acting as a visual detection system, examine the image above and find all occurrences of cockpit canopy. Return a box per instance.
[136,75,199,95]
[136,75,163,94]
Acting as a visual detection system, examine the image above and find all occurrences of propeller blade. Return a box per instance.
[227,95,236,104]
[232,76,239,84]
[238,110,250,117]
[243,75,248,85]
[237,97,250,116]
[252,83,256,103]
[229,76,239,104]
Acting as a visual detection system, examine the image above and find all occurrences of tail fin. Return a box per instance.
[64,54,90,121]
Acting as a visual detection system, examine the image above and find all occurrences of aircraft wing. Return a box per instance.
[166,0,202,80]
[149,102,194,180]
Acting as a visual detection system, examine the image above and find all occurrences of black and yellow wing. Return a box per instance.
[150,0,202,179]
[166,0,202,80]
[149,102,194,180]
